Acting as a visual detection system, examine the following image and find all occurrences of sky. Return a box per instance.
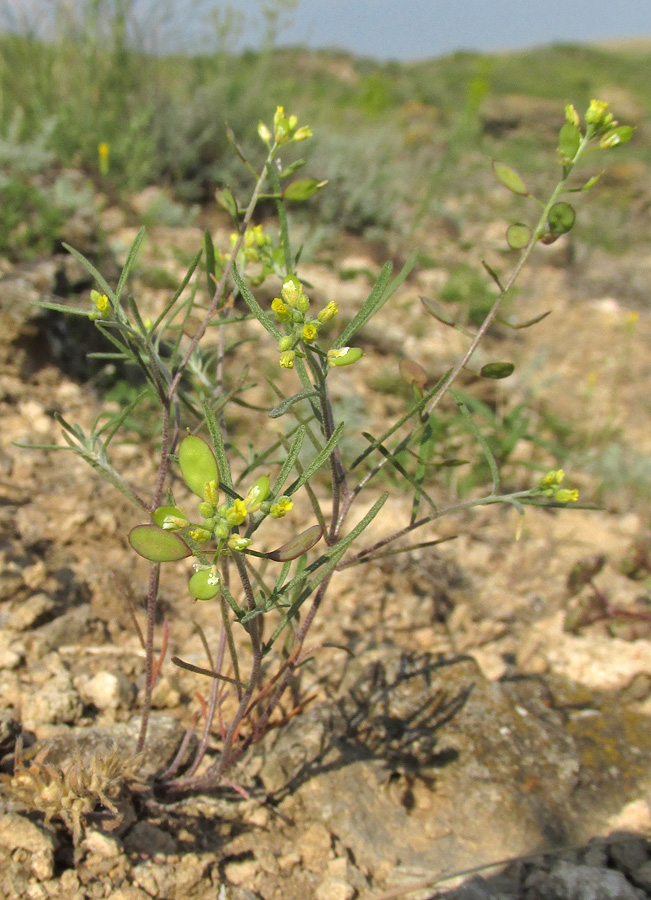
[232,0,651,60]
[4,0,651,59]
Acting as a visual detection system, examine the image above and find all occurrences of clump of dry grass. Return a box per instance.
[0,738,143,843]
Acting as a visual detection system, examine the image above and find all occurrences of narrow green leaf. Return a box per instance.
[452,391,500,495]
[202,399,234,490]
[232,266,282,340]
[481,260,505,291]
[286,421,344,495]
[492,161,528,195]
[98,389,151,448]
[270,427,305,498]
[269,389,319,419]
[480,362,515,379]
[420,295,455,326]
[263,493,388,648]
[333,262,392,349]
[129,525,191,562]
[35,301,94,317]
[278,158,305,178]
[334,250,418,351]
[151,249,202,333]
[204,229,217,301]
[499,310,551,330]
[363,432,438,516]
[62,243,116,303]
[116,227,145,302]
[580,172,603,192]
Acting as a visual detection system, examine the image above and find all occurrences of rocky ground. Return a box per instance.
[0,186,650,899]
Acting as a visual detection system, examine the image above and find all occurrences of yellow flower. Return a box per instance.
[98,142,110,175]
[272,298,292,324]
[302,323,318,343]
[279,351,295,369]
[540,469,565,488]
[225,499,248,527]
[293,125,313,142]
[270,496,293,518]
[555,489,579,503]
[90,290,110,318]
[585,99,613,129]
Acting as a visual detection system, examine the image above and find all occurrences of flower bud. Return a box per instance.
[162,514,189,531]
[228,535,252,552]
[189,527,212,543]
[258,121,272,144]
[293,125,313,142]
[281,278,301,307]
[564,104,579,127]
[203,479,219,507]
[279,351,295,369]
[318,301,338,323]
[278,335,293,352]
[555,488,579,503]
[585,99,609,127]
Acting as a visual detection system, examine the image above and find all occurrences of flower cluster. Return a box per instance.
[271,276,340,369]
[565,99,634,150]
[258,106,312,147]
[536,469,579,504]
[222,225,278,287]
[162,474,294,553]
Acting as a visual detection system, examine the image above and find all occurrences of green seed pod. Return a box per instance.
[244,475,270,513]
[189,569,221,601]
[327,346,363,368]
[153,505,187,530]
[267,525,323,561]
[129,525,191,562]
[179,436,219,498]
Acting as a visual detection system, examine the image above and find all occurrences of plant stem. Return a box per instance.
[136,562,160,753]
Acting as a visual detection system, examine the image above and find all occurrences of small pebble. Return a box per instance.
[315,877,356,900]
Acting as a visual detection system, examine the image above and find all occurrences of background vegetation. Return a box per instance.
[1,1,650,255]
[1,1,649,509]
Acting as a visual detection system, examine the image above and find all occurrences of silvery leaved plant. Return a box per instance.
[30,100,632,796]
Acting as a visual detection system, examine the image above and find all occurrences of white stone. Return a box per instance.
[81,671,135,710]
[315,877,356,900]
